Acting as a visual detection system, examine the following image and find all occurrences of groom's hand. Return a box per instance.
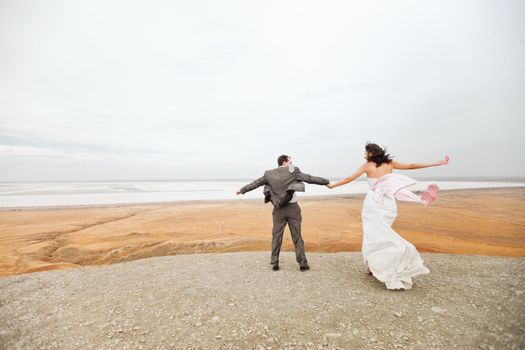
[236,191,242,195]
[326,183,334,189]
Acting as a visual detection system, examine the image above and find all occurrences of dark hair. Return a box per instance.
[277,154,290,166]
[365,143,393,167]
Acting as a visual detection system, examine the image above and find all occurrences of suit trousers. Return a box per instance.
[270,202,308,267]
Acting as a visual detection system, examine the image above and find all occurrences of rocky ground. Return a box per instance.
[0,252,524,349]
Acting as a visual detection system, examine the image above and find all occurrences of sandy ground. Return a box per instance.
[0,251,524,350]
[1,188,524,276]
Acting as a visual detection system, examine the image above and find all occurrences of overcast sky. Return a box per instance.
[1,0,524,181]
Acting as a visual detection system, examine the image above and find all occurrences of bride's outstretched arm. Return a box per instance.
[327,164,366,189]
[392,155,449,170]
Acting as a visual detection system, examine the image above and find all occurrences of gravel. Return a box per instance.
[0,252,524,349]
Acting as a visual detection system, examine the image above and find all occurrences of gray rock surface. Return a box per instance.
[0,252,524,349]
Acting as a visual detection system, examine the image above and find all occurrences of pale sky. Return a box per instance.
[1,0,524,181]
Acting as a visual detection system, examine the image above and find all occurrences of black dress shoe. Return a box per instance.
[299,265,310,271]
[272,264,279,271]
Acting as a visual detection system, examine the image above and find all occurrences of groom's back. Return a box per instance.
[265,167,299,192]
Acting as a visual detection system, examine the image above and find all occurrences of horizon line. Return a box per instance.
[0,176,524,183]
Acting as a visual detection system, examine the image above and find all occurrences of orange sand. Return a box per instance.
[0,188,524,276]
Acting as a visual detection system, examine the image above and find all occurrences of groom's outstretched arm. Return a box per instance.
[238,175,268,194]
[295,167,329,186]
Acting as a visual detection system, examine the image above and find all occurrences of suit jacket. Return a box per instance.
[240,166,329,208]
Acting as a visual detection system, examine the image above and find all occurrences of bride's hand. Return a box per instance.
[438,155,450,166]
[326,183,334,189]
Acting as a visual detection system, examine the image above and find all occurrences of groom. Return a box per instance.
[236,155,329,271]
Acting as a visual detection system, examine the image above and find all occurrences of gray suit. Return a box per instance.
[240,166,329,267]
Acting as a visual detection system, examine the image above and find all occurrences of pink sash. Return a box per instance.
[370,174,439,206]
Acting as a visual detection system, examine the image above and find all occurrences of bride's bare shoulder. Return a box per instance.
[362,162,374,174]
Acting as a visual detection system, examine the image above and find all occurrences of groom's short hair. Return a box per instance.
[277,155,290,166]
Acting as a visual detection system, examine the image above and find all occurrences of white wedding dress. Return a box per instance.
[361,175,435,290]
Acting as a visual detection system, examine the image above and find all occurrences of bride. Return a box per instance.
[327,143,449,290]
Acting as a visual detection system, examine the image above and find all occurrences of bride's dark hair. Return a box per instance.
[365,142,393,167]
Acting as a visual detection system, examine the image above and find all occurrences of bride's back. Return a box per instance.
[363,143,395,179]
[365,161,394,179]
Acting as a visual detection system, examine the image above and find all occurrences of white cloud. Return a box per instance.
[0,0,524,180]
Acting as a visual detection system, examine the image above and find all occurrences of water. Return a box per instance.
[0,179,523,208]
